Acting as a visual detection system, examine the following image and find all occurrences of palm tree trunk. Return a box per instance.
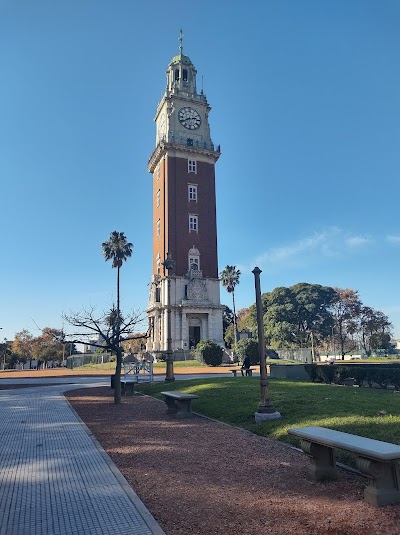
[114,265,122,404]
[232,291,238,361]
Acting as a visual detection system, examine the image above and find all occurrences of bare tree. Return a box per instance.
[62,306,145,403]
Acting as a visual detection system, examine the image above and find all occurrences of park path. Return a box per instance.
[0,382,165,535]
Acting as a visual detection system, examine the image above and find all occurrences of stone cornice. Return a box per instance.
[148,142,221,173]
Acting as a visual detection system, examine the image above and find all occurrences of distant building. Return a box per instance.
[237,330,252,340]
[84,335,105,353]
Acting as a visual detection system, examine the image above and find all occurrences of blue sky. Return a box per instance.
[1,0,399,342]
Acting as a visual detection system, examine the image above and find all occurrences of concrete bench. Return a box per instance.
[230,367,256,377]
[160,391,199,418]
[288,425,400,507]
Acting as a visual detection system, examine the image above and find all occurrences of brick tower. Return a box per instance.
[146,34,224,355]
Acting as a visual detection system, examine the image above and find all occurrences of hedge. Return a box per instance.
[304,363,400,389]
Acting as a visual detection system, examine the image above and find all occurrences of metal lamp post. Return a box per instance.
[252,267,281,423]
[162,252,175,382]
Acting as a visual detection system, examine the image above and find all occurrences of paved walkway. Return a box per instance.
[0,380,166,535]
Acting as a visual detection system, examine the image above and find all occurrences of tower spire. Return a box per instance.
[179,29,183,55]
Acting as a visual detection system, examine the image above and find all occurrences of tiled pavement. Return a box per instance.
[0,382,166,535]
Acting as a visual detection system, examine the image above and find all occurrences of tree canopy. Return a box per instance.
[243,282,392,357]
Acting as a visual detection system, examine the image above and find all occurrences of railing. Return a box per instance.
[123,359,153,383]
[157,136,220,153]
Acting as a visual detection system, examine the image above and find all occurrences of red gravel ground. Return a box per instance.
[66,387,400,535]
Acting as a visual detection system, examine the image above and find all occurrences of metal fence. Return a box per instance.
[66,353,114,369]
[277,348,313,363]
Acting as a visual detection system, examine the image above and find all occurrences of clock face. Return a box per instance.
[178,107,201,130]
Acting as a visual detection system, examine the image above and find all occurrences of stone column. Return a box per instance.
[182,313,188,350]
[208,310,214,341]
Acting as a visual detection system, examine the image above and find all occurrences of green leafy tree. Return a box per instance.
[0,340,12,369]
[220,266,241,348]
[235,338,259,365]
[360,307,392,355]
[259,283,336,352]
[101,231,133,403]
[331,288,362,359]
[195,339,223,366]
[224,307,252,348]
[224,323,235,348]
[222,305,234,338]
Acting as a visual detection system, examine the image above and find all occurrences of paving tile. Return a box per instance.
[0,384,164,535]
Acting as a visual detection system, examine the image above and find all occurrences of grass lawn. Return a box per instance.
[153,359,204,369]
[54,358,297,372]
[135,377,400,456]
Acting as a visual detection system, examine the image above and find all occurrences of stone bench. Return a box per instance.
[229,367,256,377]
[160,391,199,418]
[288,425,400,507]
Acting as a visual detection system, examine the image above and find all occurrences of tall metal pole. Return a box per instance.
[163,252,175,382]
[252,267,281,422]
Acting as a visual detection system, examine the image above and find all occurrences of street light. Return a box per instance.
[162,252,175,382]
[252,267,281,423]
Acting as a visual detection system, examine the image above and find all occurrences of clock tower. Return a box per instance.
[147,34,224,355]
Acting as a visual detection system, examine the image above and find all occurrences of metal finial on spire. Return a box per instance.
[179,29,183,55]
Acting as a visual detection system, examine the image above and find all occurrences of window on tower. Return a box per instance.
[187,138,193,147]
[175,69,179,81]
[156,189,160,207]
[188,184,197,202]
[156,219,160,237]
[189,214,198,232]
[188,247,200,271]
[188,159,197,173]
[183,69,188,82]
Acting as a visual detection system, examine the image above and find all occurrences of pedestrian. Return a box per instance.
[241,355,251,376]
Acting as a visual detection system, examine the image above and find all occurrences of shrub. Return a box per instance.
[305,363,400,389]
[317,365,337,384]
[304,364,318,382]
[195,340,223,366]
[235,339,259,365]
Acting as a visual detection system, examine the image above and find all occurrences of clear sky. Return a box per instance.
[1,0,399,342]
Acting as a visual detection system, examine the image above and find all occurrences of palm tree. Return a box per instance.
[102,231,133,403]
[220,265,241,357]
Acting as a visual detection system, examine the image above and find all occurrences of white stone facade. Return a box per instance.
[147,268,224,352]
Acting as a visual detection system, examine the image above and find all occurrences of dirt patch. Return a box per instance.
[0,365,232,380]
[66,387,400,535]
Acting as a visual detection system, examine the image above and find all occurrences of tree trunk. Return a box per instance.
[114,346,122,404]
[232,291,238,356]
[114,265,122,404]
